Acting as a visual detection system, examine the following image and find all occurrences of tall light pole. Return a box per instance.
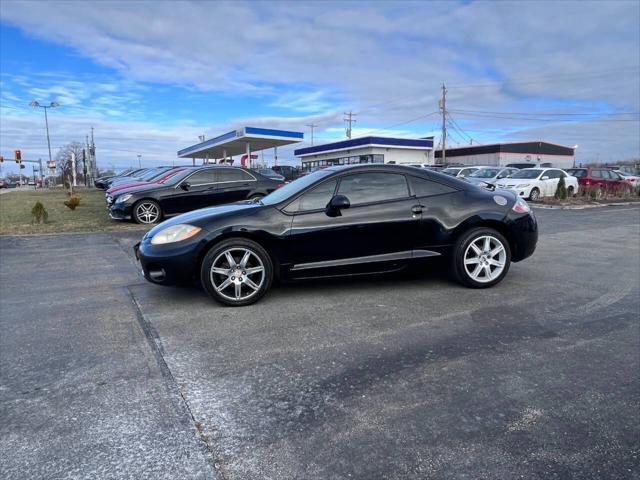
[30,101,59,170]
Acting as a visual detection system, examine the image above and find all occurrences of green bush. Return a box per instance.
[555,175,568,200]
[31,201,48,224]
[64,195,81,210]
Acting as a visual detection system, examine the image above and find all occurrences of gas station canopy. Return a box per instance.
[177,127,304,162]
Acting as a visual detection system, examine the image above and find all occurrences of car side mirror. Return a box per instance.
[326,195,350,216]
[541,176,549,180]
[181,182,191,191]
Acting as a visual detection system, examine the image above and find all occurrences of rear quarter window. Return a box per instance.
[409,176,457,197]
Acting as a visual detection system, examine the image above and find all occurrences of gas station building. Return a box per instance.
[178,127,304,167]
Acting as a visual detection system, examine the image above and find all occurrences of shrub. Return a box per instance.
[64,195,81,210]
[555,175,568,200]
[31,201,48,224]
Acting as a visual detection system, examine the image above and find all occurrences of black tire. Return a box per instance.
[249,193,265,201]
[567,186,575,197]
[451,227,511,288]
[529,187,540,201]
[132,199,162,224]
[200,238,274,306]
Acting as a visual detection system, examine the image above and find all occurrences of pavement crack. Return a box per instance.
[125,286,227,480]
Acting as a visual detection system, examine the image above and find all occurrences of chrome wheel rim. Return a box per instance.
[464,235,506,283]
[530,189,539,200]
[136,202,159,223]
[210,247,265,301]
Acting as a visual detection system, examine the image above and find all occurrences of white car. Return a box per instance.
[495,168,579,201]
[614,170,639,188]
[442,166,482,178]
[465,167,521,187]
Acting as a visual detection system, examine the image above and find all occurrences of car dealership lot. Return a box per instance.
[1,207,638,479]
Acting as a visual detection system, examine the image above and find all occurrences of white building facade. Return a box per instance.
[295,136,434,171]
[435,141,575,169]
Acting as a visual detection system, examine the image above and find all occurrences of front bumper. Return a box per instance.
[134,235,204,286]
[108,203,133,221]
[506,211,538,262]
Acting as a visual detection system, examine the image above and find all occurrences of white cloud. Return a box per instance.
[0,0,639,165]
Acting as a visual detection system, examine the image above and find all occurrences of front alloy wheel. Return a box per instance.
[201,238,273,306]
[453,228,511,288]
[133,200,161,224]
[529,187,540,201]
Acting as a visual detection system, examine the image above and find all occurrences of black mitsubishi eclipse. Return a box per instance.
[135,164,537,306]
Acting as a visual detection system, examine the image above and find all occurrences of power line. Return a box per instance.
[449,109,639,117]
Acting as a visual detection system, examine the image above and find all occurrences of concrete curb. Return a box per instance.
[531,201,640,210]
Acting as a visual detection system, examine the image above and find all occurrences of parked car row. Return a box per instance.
[106,165,284,224]
[433,164,580,201]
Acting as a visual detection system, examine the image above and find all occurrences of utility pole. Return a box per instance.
[344,111,356,139]
[137,154,142,168]
[439,83,447,165]
[306,123,319,146]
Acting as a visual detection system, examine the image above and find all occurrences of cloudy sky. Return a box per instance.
[1,0,639,173]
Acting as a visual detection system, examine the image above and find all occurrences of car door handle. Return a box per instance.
[411,204,424,214]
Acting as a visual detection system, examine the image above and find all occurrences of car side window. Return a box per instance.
[592,170,603,178]
[409,176,456,197]
[285,179,338,213]
[337,173,409,205]
[185,169,216,186]
[546,170,560,179]
[218,168,254,183]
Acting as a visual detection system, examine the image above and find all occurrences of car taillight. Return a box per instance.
[512,198,530,214]
[276,183,285,189]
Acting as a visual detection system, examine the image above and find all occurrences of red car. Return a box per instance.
[106,167,185,195]
[565,167,631,195]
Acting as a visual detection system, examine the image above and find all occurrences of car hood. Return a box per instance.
[496,178,537,185]
[466,177,497,184]
[111,182,168,197]
[145,202,263,237]
[107,181,151,194]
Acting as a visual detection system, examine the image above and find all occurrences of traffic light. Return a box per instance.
[0,155,4,163]
[15,150,22,162]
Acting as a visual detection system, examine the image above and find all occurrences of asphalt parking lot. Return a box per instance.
[1,206,639,480]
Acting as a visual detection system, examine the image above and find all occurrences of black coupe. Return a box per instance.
[109,165,283,224]
[134,164,538,306]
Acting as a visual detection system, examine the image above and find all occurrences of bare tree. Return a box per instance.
[55,142,84,188]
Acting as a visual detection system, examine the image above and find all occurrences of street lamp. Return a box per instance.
[137,154,142,168]
[30,101,59,175]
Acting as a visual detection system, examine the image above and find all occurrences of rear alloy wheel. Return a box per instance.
[452,228,511,288]
[529,187,540,201]
[567,186,575,197]
[133,200,162,224]
[249,194,264,202]
[201,238,273,306]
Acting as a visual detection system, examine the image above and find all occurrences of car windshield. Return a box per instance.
[261,169,333,205]
[140,169,166,181]
[509,169,542,179]
[566,169,587,178]
[469,168,501,178]
[161,168,196,185]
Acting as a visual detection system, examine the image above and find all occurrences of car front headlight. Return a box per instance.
[518,183,530,188]
[150,224,202,245]
[115,193,132,203]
